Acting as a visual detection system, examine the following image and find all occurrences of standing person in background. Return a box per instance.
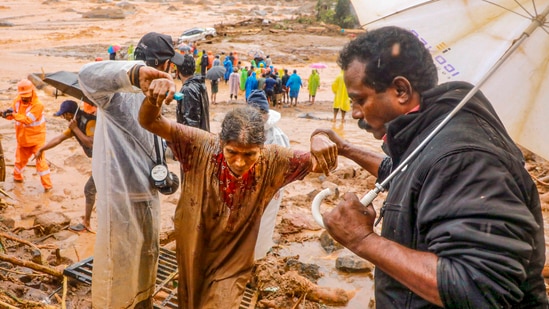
[176,54,210,132]
[256,73,266,92]
[246,90,291,259]
[200,50,208,76]
[281,69,290,106]
[319,26,548,308]
[35,100,96,232]
[307,69,320,105]
[245,71,258,101]
[263,74,277,105]
[240,66,248,92]
[331,70,350,124]
[1,79,52,192]
[232,51,239,67]
[228,67,240,102]
[207,50,214,70]
[212,54,221,67]
[286,69,302,107]
[210,79,219,105]
[273,73,284,109]
[78,32,184,309]
[223,55,233,84]
[127,44,135,60]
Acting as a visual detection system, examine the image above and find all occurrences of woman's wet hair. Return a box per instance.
[338,26,438,93]
[220,106,265,145]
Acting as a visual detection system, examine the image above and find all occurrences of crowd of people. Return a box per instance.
[1,25,547,309]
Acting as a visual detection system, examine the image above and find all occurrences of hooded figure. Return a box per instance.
[247,89,290,258]
[245,71,258,100]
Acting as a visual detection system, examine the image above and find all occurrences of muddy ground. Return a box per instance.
[0,1,548,308]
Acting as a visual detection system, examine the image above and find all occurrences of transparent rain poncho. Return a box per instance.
[79,61,161,308]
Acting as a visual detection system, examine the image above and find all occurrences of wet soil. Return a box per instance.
[0,1,548,308]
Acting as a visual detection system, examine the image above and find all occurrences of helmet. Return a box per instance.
[17,79,34,98]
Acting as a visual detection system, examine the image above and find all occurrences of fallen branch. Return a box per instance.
[0,253,62,278]
[0,299,18,309]
[2,290,57,309]
[532,174,549,186]
[0,232,41,254]
[160,229,176,246]
[281,271,352,306]
[0,266,47,277]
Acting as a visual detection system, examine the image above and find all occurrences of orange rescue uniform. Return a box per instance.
[6,93,52,189]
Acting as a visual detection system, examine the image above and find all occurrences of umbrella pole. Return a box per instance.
[360,4,549,207]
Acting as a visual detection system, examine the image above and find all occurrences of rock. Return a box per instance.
[319,230,343,253]
[0,20,14,27]
[335,254,374,273]
[30,249,43,265]
[333,166,357,179]
[22,287,50,303]
[280,209,320,232]
[33,212,70,236]
[321,180,338,190]
[0,216,15,229]
[284,258,321,283]
[81,8,125,19]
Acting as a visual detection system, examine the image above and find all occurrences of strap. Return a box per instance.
[153,135,164,165]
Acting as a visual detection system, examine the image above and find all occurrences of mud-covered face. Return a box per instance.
[222,141,262,177]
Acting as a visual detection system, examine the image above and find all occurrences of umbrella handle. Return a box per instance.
[311,188,380,229]
[311,188,335,228]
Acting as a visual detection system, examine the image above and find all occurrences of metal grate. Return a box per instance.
[63,247,179,309]
[239,286,258,309]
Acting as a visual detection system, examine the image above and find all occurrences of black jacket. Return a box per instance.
[376,82,548,308]
[176,75,210,132]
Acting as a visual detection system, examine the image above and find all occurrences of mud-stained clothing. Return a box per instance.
[168,124,312,308]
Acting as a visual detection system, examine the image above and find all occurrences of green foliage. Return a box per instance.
[316,0,358,28]
[295,16,315,25]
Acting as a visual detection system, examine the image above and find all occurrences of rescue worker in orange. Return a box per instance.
[1,79,52,191]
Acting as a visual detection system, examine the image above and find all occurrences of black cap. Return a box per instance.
[134,32,184,66]
[54,100,78,116]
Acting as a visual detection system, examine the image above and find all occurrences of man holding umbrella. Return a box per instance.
[315,26,547,308]
[35,100,96,232]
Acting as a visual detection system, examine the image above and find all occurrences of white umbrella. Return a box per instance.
[312,0,549,226]
[350,0,549,160]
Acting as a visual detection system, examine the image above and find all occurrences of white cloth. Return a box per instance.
[79,60,161,308]
[254,110,290,259]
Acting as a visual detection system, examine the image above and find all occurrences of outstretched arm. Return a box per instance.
[311,128,385,177]
[34,133,70,161]
[134,65,176,142]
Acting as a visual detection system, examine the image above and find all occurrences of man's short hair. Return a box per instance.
[338,26,438,93]
[177,54,196,77]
